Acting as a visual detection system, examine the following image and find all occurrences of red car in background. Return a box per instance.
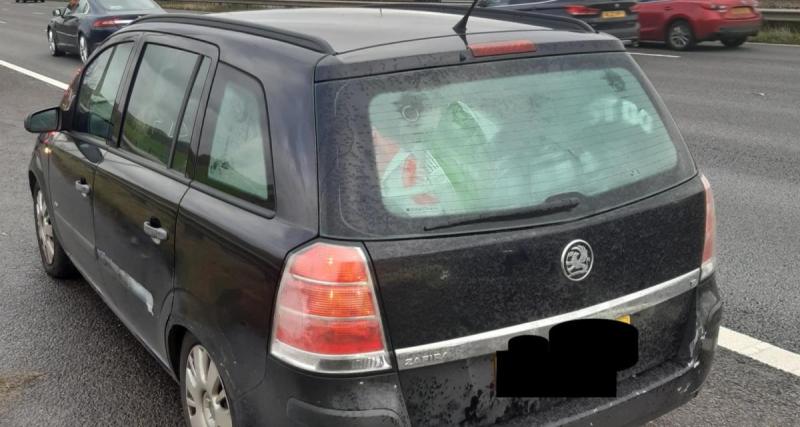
[635,0,762,50]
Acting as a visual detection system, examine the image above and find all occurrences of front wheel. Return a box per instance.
[180,336,236,427]
[48,29,63,57]
[666,20,695,51]
[78,35,90,63]
[721,36,747,48]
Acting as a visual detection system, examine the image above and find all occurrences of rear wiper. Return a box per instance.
[424,197,581,232]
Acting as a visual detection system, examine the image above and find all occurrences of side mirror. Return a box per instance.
[25,107,61,133]
[52,9,62,16]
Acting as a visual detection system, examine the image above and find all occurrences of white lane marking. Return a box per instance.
[0,59,68,90]
[628,52,681,59]
[3,53,800,380]
[748,42,800,48]
[0,20,6,24]
[718,327,800,377]
[32,12,44,15]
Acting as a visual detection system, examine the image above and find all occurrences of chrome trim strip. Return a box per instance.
[395,269,700,371]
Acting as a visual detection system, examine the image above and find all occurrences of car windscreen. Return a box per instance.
[97,0,158,11]
[315,52,696,238]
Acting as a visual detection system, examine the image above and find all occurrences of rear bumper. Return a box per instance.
[597,22,641,42]
[239,274,721,426]
[696,15,762,41]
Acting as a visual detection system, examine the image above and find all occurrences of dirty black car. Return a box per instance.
[25,4,721,426]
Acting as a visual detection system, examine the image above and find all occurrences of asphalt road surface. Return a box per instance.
[1,1,799,425]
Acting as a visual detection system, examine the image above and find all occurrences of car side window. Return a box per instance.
[120,44,200,166]
[74,43,133,139]
[195,64,274,209]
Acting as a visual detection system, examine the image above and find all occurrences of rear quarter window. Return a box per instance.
[315,52,695,238]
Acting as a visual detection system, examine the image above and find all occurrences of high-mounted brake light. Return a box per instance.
[468,40,536,57]
[700,175,716,280]
[565,5,602,16]
[270,243,391,374]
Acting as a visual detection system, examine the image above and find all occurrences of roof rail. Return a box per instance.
[132,14,335,54]
[367,2,595,34]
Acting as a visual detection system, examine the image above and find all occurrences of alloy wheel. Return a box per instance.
[669,24,690,50]
[79,36,88,63]
[35,190,55,265]
[48,30,56,55]
[185,345,232,427]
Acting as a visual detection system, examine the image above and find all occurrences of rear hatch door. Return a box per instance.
[315,50,701,424]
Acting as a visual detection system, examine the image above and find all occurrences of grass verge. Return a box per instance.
[751,23,800,44]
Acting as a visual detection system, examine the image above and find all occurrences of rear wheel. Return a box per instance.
[180,336,235,427]
[666,20,695,51]
[48,29,63,57]
[721,36,747,48]
[78,35,90,63]
[33,184,76,278]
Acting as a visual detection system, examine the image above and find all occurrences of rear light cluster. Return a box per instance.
[270,243,391,374]
[93,18,124,28]
[700,175,716,280]
[565,5,601,16]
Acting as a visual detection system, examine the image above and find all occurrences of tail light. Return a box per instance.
[270,242,391,374]
[700,175,716,280]
[565,5,601,15]
[93,18,122,28]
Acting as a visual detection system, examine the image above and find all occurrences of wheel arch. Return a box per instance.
[28,170,38,195]
[167,323,189,379]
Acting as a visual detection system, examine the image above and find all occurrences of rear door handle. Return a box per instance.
[74,180,90,197]
[143,220,168,244]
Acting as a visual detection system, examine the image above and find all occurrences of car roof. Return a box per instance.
[210,8,548,54]
[132,6,622,81]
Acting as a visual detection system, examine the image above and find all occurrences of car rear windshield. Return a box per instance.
[315,52,695,238]
[98,0,158,11]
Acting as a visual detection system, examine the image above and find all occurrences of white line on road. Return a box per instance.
[748,42,800,48]
[0,59,68,90]
[628,52,681,59]
[1,57,800,380]
[718,327,800,377]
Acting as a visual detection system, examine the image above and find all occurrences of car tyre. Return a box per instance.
[180,335,237,427]
[33,183,76,278]
[721,36,747,48]
[78,34,90,63]
[666,20,695,51]
[48,29,63,57]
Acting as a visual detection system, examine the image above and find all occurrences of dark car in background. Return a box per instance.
[25,4,721,426]
[480,0,640,44]
[47,0,164,62]
[635,0,762,50]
